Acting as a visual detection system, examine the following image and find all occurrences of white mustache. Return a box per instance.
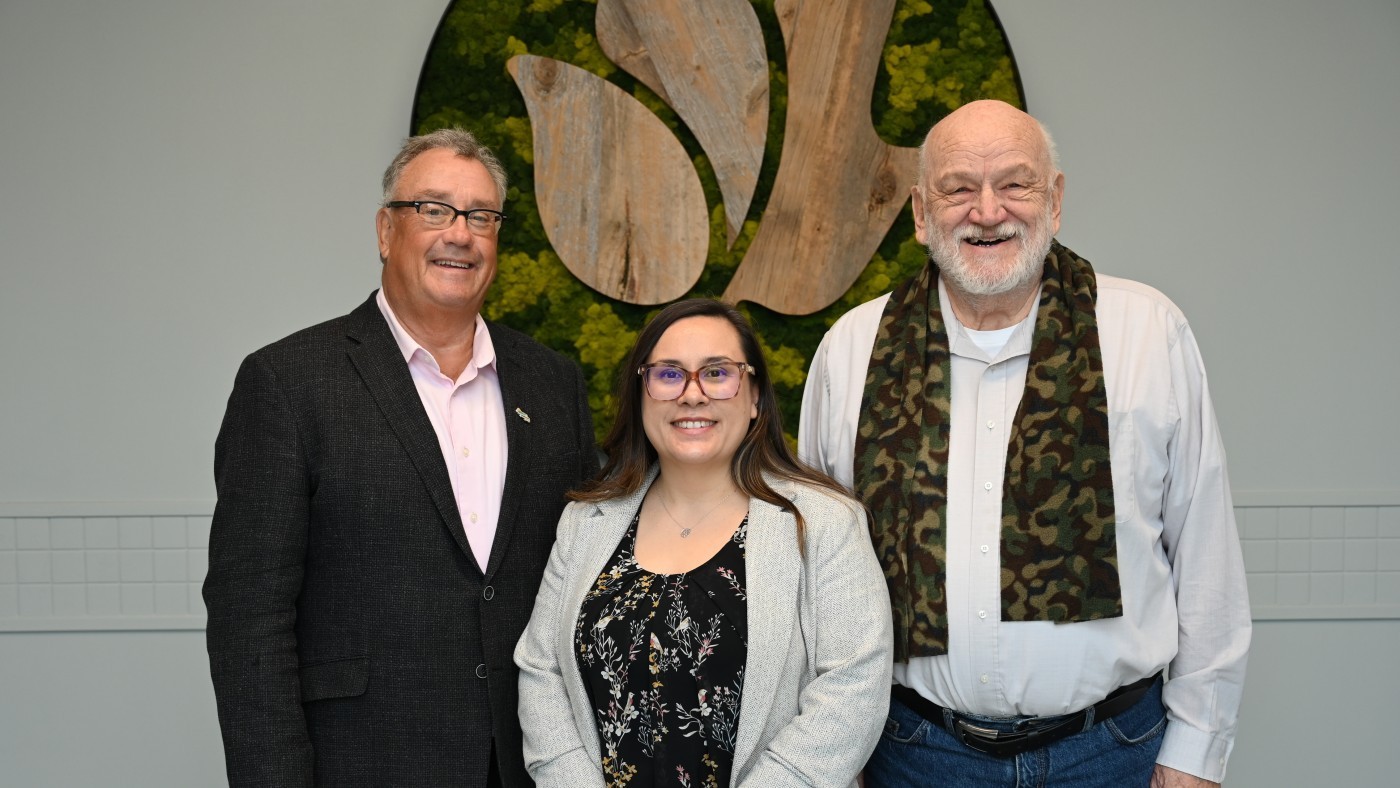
[954,222,1027,242]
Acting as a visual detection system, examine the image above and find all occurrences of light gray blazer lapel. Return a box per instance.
[732,478,802,775]
[555,471,656,766]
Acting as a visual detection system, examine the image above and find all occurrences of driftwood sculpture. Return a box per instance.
[509,0,919,315]
[508,54,708,305]
[722,0,919,314]
[596,0,768,248]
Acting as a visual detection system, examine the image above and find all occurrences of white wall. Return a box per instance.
[1,1,1396,785]
[0,0,446,506]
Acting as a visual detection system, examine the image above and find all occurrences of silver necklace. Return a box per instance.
[656,485,736,538]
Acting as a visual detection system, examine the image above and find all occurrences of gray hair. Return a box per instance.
[916,112,1061,191]
[380,127,509,207]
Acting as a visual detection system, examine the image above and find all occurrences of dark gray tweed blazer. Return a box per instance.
[204,293,597,787]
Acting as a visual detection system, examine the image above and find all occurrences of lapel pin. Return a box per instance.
[515,407,531,423]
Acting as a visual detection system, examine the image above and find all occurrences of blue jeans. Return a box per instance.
[865,678,1166,788]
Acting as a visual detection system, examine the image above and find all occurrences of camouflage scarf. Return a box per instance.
[854,242,1122,660]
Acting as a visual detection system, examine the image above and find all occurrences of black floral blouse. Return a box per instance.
[575,511,749,787]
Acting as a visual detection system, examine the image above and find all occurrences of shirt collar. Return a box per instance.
[939,276,1040,363]
[375,288,497,376]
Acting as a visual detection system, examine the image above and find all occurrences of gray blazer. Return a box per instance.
[515,468,893,787]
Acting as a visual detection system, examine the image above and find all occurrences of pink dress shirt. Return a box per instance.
[377,289,507,572]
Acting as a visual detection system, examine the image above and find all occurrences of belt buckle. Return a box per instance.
[953,719,1004,755]
[956,720,1001,741]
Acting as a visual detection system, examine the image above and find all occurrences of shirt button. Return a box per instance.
[475,663,487,679]
[983,482,993,491]
[470,512,479,523]
[980,545,990,554]
[979,674,989,684]
[978,610,987,619]
[986,420,995,429]
[461,447,470,457]
[482,585,495,601]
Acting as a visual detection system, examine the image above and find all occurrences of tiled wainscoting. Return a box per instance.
[0,513,209,630]
[1238,505,1399,619]
[2,503,1397,631]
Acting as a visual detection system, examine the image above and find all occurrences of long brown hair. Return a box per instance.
[572,299,851,545]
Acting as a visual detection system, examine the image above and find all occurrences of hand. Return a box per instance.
[1151,764,1219,788]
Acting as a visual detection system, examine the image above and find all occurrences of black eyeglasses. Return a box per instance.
[638,361,754,401]
[385,200,507,236]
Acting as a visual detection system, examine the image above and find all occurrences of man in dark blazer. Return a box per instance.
[204,128,597,787]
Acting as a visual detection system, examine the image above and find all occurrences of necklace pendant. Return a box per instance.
[679,527,692,538]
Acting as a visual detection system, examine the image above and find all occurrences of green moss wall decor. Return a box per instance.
[410,0,1023,443]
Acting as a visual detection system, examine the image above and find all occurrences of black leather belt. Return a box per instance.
[891,673,1160,758]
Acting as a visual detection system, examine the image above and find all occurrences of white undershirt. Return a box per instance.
[964,325,1017,357]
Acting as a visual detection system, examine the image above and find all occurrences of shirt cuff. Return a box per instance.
[1156,719,1234,783]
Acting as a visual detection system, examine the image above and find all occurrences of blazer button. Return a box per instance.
[475,663,488,679]
[482,585,495,601]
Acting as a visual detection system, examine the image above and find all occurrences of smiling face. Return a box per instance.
[640,316,759,476]
[376,147,502,322]
[912,100,1063,298]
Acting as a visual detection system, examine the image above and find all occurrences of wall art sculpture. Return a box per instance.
[411,0,1023,439]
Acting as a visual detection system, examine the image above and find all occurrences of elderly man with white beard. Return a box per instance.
[799,100,1250,788]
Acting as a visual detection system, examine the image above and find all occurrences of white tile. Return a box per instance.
[0,519,15,549]
[1344,573,1377,606]
[1376,573,1400,605]
[85,518,119,549]
[1377,540,1400,572]
[1310,573,1344,605]
[188,549,208,581]
[1246,573,1276,607]
[154,550,187,582]
[50,518,84,549]
[0,552,15,584]
[17,518,48,550]
[188,583,206,617]
[0,584,16,616]
[17,551,52,583]
[187,516,211,549]
[51,551,86,583]
[1310,540,1344,572]
[119,517,153,548]
[120,550,154,582]
[152,517,187,548]
[121,584,155,615]
[86,551,121,582]
[1311,508,1345,538]
[155,583,188,615]
[1276,574,1310,606]
[1242,508,1277,540]
[1277,541,1309,572]
[18,585,53,617]
[1243,541,1277,573]
[1345,507,1379,538]
[52,584,87,616]
[1379,508,1400,539]
[1345,540,1378,572]
[1277,508,1311,539]
[86,584,121,615]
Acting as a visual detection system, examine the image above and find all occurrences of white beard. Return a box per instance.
[926,204,1055,297]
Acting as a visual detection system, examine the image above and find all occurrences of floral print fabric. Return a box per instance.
[576,512,749,787]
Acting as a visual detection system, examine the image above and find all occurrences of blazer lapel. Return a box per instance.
[483,323,549,579]
[559,472,656,763]
[343,294,474,564]
[733,480,802,772]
